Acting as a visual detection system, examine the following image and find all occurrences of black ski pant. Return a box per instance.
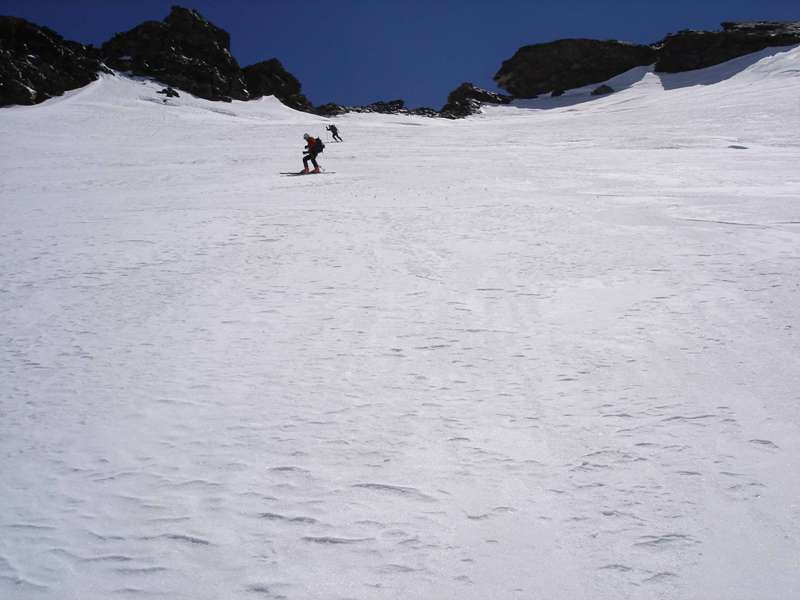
[303,151,319,169]
[332,132,342,141]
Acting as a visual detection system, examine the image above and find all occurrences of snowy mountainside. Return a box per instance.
[1,46,799,600]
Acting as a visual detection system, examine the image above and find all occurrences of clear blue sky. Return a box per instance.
[1,0,797,108]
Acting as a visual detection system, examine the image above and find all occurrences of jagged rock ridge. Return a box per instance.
[493,21,800,98]
[495,39,657,99]
[0,6,312,109]
[101,6,247,102]
[2,11,799,117]
[0,17,107,106]
[655,21,800,72]
[314,99,439,118]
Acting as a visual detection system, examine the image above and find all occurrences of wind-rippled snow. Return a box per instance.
[1,46,799,600]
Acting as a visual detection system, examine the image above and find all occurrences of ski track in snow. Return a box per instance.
[1,47,800,599]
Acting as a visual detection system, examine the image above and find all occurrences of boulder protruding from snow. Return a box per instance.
[101,6,248,102]
[157,86,180,97]
[0,17,107,107]
[494,39,657,98]
[655,22,800,73]
[591,84,614,96]
[441,82,512,118]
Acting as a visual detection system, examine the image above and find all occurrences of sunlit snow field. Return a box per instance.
[1,46,799,600]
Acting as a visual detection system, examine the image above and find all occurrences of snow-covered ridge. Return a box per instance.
[3,9,799,117]
[498,45,800,111]
[1,46,799,600]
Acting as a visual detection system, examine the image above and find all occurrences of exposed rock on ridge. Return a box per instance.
[494,39,657,98]
[493,22,800,99]
[101,6,248,102]
[0,16,107,106]
[349,99,405,114]
[314,99,439,118]
[2,12,799,117]
[440,82,512,118]
[313,86,512,120]
[655,21,800,72]
[242,58,312,112]
[0,6,321,112]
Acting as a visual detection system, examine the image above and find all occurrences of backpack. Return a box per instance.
[316,137,325,153]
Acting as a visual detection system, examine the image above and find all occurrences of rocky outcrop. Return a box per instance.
[441,82,511,118]
[101,6,318,108]
[241,58,311,111]
[313,102,347,117]
[4,10,799,115]
[314,99,441,118]
[348,99,406,114]
[336,99,409,115]
[591,84,614,96]
[494,39,657,98]
[101,6,248,102]
[157,86,179,98]
[494,22,800,101]
[655,22,800,72]
[407,107,439,117]
[0,17,107,106]
[315,99,442,118]
[314,86,509,120]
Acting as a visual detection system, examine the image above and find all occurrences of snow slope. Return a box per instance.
[1,46,799,600]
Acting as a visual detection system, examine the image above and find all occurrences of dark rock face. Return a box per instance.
[101,6,248,101]
[0,17,107,106]
[655,22,800,72]
[7,9,797,116]
[313,102,348,117]
[493,22,799,99]
[3,6,316,111]
[441,82,511,118]
[314,100,440,118]
[241,58,311,111]
[336,100,408,115]
[494,39,657,98]
[591,84,614,96]
[349,99,406,114]
[407,107,439,117]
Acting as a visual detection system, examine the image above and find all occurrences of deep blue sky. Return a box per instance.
[2,0,797,107]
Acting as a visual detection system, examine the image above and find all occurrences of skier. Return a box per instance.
[302,132,323,173]
[326,124,343,142]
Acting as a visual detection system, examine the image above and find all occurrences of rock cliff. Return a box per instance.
[493,22,800,98]
[101,6,248,102]
[655,21,800,72]
[2,11,799,117]
[0,17,107,106]
[494,39,657,98]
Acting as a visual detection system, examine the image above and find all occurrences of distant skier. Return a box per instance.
[302,133,324,173]
[326,124,343,142]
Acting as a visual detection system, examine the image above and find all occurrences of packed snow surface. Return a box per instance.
[1,46,799,600]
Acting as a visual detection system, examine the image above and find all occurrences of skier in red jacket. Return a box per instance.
[302,133,323,173]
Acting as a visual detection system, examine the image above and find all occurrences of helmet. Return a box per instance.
[303,133,310,140]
